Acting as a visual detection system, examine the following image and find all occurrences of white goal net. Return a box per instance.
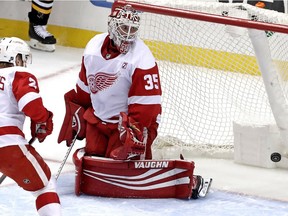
[113,0,288,159]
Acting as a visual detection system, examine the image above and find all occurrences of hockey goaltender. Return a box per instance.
[57,4,212,200]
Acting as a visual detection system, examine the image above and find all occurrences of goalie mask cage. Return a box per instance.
[113,0,288,159]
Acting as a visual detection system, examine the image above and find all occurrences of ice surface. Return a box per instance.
[0,45,287,216]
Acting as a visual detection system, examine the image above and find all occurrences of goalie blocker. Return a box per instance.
[73,148,212,199]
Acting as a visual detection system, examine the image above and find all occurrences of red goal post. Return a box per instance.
[113,0,288,33]
[113,0,288,160]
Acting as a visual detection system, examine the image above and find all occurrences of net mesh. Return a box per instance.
[119,0,288,159]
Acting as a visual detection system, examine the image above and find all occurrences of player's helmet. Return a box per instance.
[0,37,32,66]
[108,5,140,54]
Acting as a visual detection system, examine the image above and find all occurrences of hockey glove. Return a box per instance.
[115,112,147,159]
[57,89,86,146]
[31,110,53,143]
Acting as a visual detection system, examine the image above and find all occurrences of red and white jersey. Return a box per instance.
[0,66,48,147]
[76,33,162,127]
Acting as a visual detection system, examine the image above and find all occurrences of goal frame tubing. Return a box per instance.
[113,0,288,34]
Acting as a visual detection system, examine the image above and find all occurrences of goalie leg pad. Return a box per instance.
[145,122,159,159]
[73,148,197,199]
[83,109,121,157]
[73,148,85,196]
[84,121,109,156]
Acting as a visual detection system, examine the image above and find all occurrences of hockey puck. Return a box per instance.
[270,152,281,162]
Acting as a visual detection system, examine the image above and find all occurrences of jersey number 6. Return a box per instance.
[0,76,5,91]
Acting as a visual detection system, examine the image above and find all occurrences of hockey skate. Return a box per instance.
[191,175,212,199]
[29,23,56,52]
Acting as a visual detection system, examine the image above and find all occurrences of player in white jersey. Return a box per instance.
[58,4,162,160]
[0,37,61,215]
[58,4,212,199]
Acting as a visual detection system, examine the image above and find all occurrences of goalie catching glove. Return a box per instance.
[112,112,147,160]
[30,110,53,143]
[57,89,86,146]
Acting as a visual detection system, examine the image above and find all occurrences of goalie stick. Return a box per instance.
[0,137,36,185]
[55,135,77,180]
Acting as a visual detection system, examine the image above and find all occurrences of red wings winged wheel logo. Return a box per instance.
[88,72,119,94]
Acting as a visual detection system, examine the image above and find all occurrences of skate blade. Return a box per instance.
[29,39,55,52]
[199,178,212,197]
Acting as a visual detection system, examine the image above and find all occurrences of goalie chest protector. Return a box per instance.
[73,148,195,199]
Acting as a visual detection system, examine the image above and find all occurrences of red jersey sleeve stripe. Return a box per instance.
[22,98,48,123]
[18,92,41,111]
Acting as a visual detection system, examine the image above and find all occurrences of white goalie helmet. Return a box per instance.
[0,37,32,66]
[108,5,140,54]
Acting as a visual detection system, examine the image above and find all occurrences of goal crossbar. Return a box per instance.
[113,0,288,33]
